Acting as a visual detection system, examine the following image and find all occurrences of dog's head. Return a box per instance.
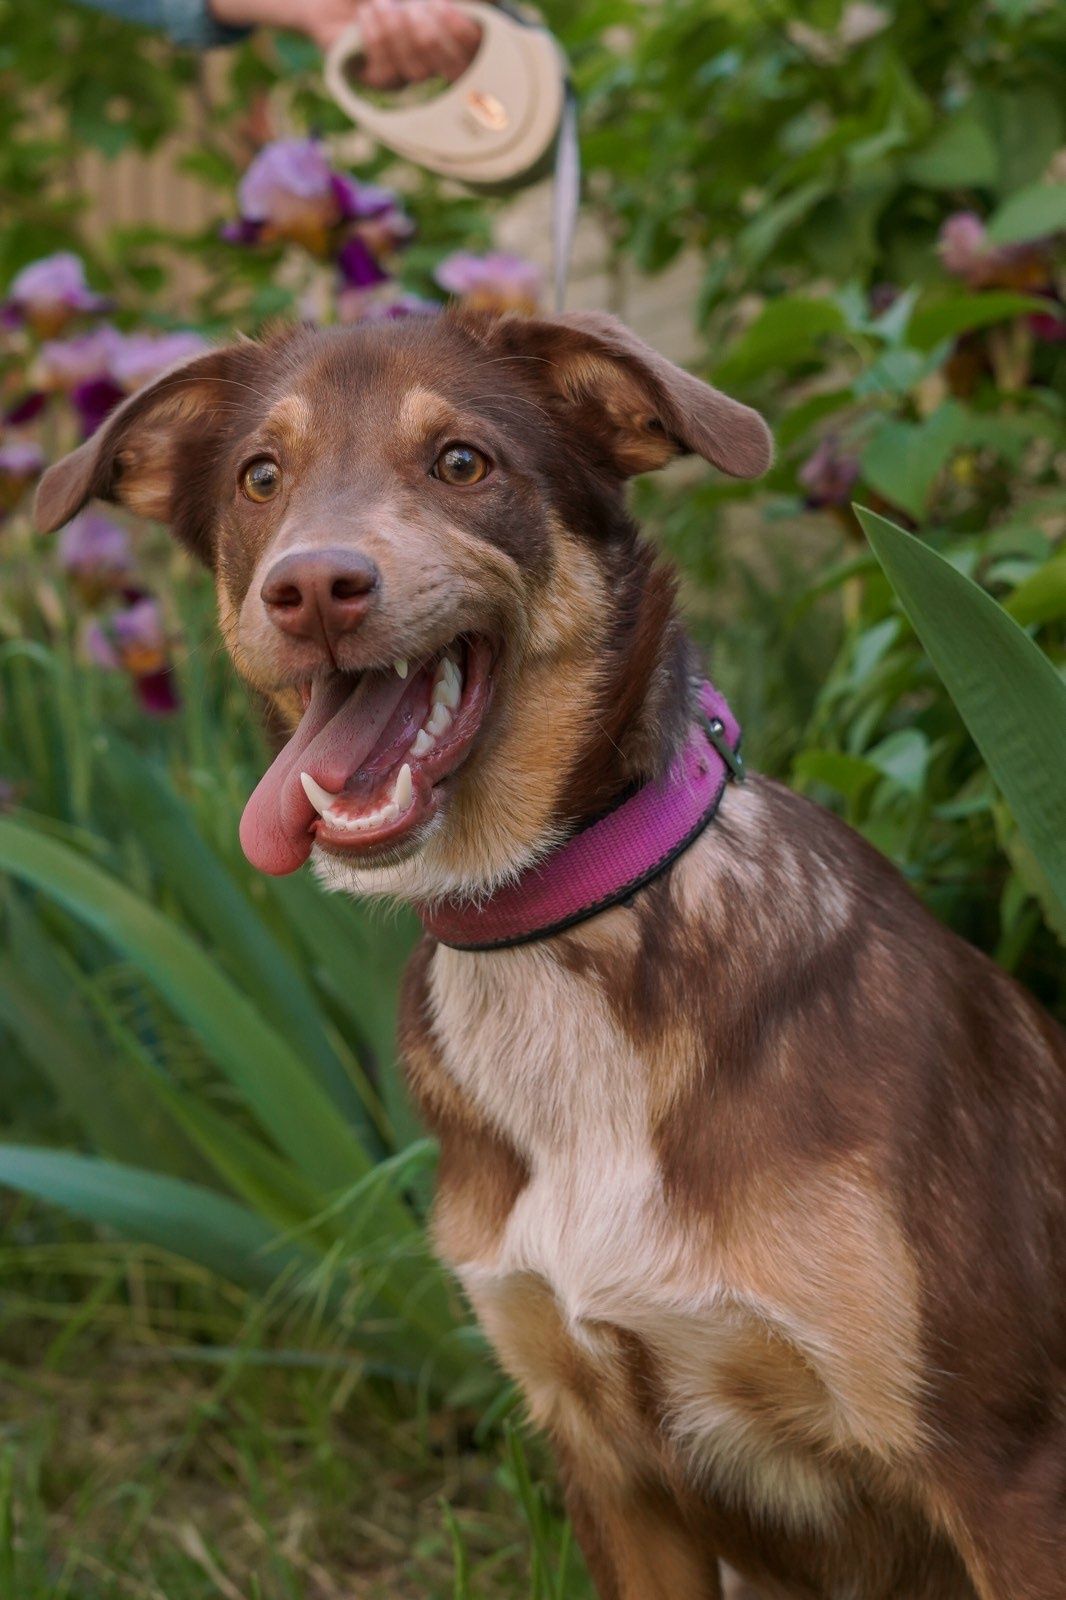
[36,311,770,901]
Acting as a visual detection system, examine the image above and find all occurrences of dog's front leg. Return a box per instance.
[556,1445,722,1600]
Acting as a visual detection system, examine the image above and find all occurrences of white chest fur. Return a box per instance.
[431,937,667,1303]
[426,916,925,1538]
[428,937,870,1528]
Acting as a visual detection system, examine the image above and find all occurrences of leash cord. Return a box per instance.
[552,81,581,312]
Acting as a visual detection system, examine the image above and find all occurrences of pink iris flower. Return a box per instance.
[936,211,1053,293]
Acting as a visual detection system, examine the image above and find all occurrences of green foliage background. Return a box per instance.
[0,0,1063,1592]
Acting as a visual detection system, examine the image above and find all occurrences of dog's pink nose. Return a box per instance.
[261,548,379,648]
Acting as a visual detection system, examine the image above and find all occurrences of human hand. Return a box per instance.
[351,0,482,87]
[210,0,482,85]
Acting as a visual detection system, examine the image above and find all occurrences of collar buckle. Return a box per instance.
[702,714,745,782]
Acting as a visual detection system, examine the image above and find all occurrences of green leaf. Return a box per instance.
[712,298,845,387]
[792,750,880,804]
[860,403,966,520]
[735,181,831,269]
[0,893,202,1175]
[985,86,1064,195]
[907,292,1054,351]
[857,508,1066,929]
[986,184,1066,247]
[866,729,931,796]
[904,109,998,188]
[1005,554,1066,628]
[98,736,372,1137]
[0,1146,311,1296]
[76,975,326,1234]
[266,874,420,1148]
[0,819,368,1193]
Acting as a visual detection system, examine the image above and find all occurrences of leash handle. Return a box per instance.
[324,1,579,311]
[324,2,565,187]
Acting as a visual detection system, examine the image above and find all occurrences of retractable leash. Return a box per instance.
[324,0,580,310]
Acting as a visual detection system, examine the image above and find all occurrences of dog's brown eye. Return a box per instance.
[433,444,490,486]
[242,458,281,503]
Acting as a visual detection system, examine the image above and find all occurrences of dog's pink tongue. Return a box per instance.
[239,669,410,876]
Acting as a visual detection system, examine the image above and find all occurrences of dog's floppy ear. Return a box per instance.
[466,309,772,479]
[34,340,265,564]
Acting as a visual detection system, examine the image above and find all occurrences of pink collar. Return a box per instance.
[418,680,743,950]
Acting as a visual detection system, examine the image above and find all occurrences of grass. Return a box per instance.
[0,1221,590,1600]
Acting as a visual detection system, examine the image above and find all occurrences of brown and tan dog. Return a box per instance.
[37,310,1066,1599]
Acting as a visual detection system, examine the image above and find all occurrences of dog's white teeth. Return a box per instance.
[393,763,413,812]
[393,658,408,680]
[425,701,452,738]
[315,797,401,834]
[431,655,462,706]
[300,771,342,817]
[433,669,461,711]
[412,729,435,758]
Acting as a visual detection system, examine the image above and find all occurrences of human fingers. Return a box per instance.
[365,0,429,82]
[422,0,481,79]
[354,0,408,87]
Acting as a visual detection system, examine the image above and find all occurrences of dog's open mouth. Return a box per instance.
[239,635,494,875]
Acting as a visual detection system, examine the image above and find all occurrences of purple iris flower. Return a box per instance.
[84,594,181,715]
[0,438,46,478]
[109,329,210,391]
[39,328,126,434]
[72,377,125,437]
[109,595,167,660]
[4,391,48,427]
[220,217,263,246]
[233,138,345,251]
[3,252,110,335]
[38,326,125,389]
[433,251,542,313]
[798,437,862,509]
[337,235,390,290]
[238,138,334,220]
[332,174,414,255]
[0,437,46,517]
[133,668,181,715]
[370,291,440,321]
[226,139,413,267]
[331,173,399,221]
[58,511,133,597]
[83,618,120,670]
[337,284,440,324]
[36,326,207,435]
